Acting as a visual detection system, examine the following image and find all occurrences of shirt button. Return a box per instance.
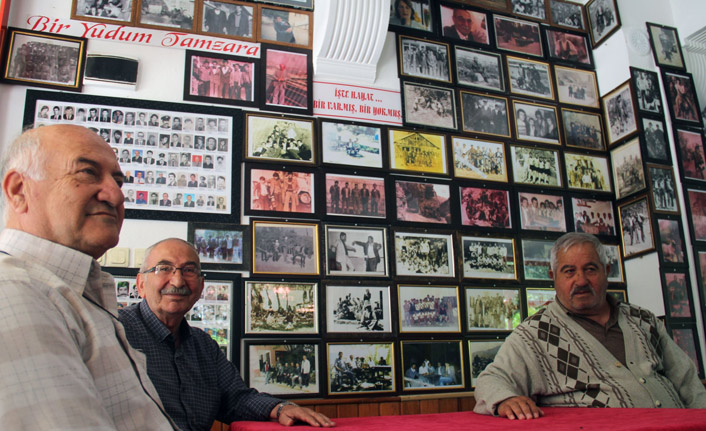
[655,400,662,407]
[639,378,646,384]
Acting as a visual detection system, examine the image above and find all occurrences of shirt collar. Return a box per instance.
[555,293,620,327]
[138,299,191,344]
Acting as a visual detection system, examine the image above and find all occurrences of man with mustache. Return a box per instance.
[118,238,335,430]
[474,232,706,420]
[0,125,178,430]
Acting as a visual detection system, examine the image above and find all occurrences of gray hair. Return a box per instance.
[549,232,609,273]
[0,126,47,222]
[139,238,201,272]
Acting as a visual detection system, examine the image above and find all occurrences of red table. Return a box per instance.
[230,407,706,431]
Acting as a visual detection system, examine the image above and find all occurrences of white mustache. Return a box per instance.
[161,286,192,295]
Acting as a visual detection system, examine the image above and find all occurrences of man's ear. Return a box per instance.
[136,273,146,298]
[548,269,554,280]
[2,170,29,215]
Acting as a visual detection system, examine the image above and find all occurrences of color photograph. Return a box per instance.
[327,343,395,395]
[521,238,554,281]
[245,281,318,334]
[451,137,508,182]
[565,152,611,192]
[248,343,319,396]
[518,191,566,232]
[389,129,448,175]
[460,186,511,229]
[402,341,464,390]
[465,287,521,331]
[325,173,386,219]
[246,113,314,164]
[396,179,452,224]
[398,285,461,333]
[571,197,616,236]
[321,121,383,169]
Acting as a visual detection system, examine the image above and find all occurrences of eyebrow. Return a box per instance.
[76,157,125,181]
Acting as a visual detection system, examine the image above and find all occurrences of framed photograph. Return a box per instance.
[388,128,448,175]
[469,339,504,388]
[245,165,315,217]
[451,136,508,182]
[398,285,461,333]
[460,185,512,229]
[697,251,706,298]
[459,90,511,138]
[325,284,392,334]
[518,191,566,232]
[396,178,452,225]
[389,0,434,33]
[114,271,140,309]
[662,71,702,125]
[246,341,319,397]
[184,50,258,108]
[525,287,555,317]
[461,235,517,280]
[258,5,312,48]
[320,120,384,169]
[324,172,386,219]
[521,238,554,281]
[675,127,706,182]
[641,117,670,163]
[245,281,318,334]
[464,0,509,12]
[327,342,395,395]
[687,189,706,242]
[647,164,679,215]
[607,289,626,302]
[604,244,624,283]
[394,230,455,279]
[493,15,543,57]
[512,100,560,145]
[618,196,655,258]
[663,272,692,318]
[554,66,599,108]
[25,90,239,223]
[630,67,663,114]
[510,0,547,22]
[602,80,638,146]
[72,0,135,24]
[401,340,464,390]
[465,287,521,331]
[187,223,248,270]
[401,81,458,130]
[657,219,686,265]
[506,56,554,100]
[586,0,620,47]
[199,1,255,40]
[440,4,489,44]
[256,0,313,9]
[251,220,319,275]
[572,197,617,236]
[510,145,562,188]
[647,22,685,70]
[610,138,646,200]
[324,224,389,277]
[398,35,451,83]
[1,28,86,91]
[261,45,312,114]
[245,112,315,164]
[549,0,586,32]
[137,0,195,31]
[670,326,702,376]
[454,46,504,92]
[546,28,591,68]
[561,108,605,151]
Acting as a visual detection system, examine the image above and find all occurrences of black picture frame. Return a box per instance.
[602,80,638,146]
[388,0,437,35]
[571,196,618,237]
[646,22,686,71]
[394,176,454,227]
[400,340,465,391]
[545,27,593,68]
[187,222,250,271]
[618,195,655,259]
[453,46,505,93]
[549,0,587,33]
[72,0,137,25]
[640,116,671,164]
[662,70,702,127]
[198,0,257,41]
[326,342,396,395]
[511,100,561,145]
[509,0,548,23]
[459,90,511,138]
[610,137,646,201]
[459,183,513,231]
[493,14,544,58]
[439,2,491,45]
[506,55,555,100]
[397,284,462,333]
[183,49,259,108]
[656,218,687,267]
[258,4,313,49]
[398,34,452,84]
[323,223,390,278]
[319,119,386,170]
[674,126,706,184]
[324,282,394,335]
[517,190,567,233]
[520,237,555,282]
[646,164,680,215]
[244,112,316,165]
[630,67,663,115]
[244,163,317,218]
[136,0,196,32]
[509,144,563,189]
[255,0,314,10]
[393,228,457,280]
[586,0,621,47]
[667,323,703,378]
[260,44,313,115]
[686,188,706,244]
[661,269,694,318]
[561,107,605,151]
[321,169,389,221]
[461,234,518,281]
[401,81,458,131]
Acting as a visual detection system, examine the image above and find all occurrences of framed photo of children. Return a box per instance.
[461,235,517,280]
[258,5,312,49]
[469,339,504,388]
[657,219,686,265]
[602,80,638,146]
[687,189,706,243]
[397,285,461,333]
[324,172,387,220]
[459,90,511,138]
[245,164,315,218]
[72,0,136,24]
[325,284,393,334]
[674,127,706,182]
[618,196,655,258]
[646,22,685,71]
[395,178,452,225]
[245,341,320,397]
[393,230,456,279]
[398,35,451,83]
[187,223,249,271]
[261,45,312,114]
[521,238,554,281]
[459,185,512,229]
[465,287,521,331]
[244,280,319,334]
[662,271,693,319]
[401,81,458,130]
[545,28,592,66]
[184,50,258,108]
[451,136,508,182]
[244,112,315,165]
[630,67,663,115]
[493,15,543,57]
[510,145,562,188]
[199,1,256,41]
[326,342,395,395]
[561,108,605,151]
[603,244,624,283]
[554,66,599,108]
[586,0,620,47]
[320,119,384,169]
[454,47,505,93]
[549,0,586,32]
[251,220,319,275]
[662,71,702,126]
[324,224,389,278]
[512,100,561,145]
[518,191,566,232]
[647,164,679,215]
[610,138,646,200]
[571,197,617,236]
[388,128,449,176]
[401,340,465,391]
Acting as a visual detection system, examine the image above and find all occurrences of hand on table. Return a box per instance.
[277,404,336,427]
[497,396,544,420]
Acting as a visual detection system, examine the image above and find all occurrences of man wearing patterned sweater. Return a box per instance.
[474,232,706,420]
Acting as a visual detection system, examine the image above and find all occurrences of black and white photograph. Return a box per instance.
[603,81,638,145]
[565,152,611,192]
[604,244,624,283]
[252,221,319,275]
[642,117,670,162]
[555,66,599,108]
[461,236,517,280]
[401,341,464,390]
[510,145,562,187]
[611,138,646,200]
[320,121,383,169]
[507,56,554,100]
[493,15,543,57]
[72,0,134,23]
[454,47,504,92]
[460,91,511,138]
[647,22,685,70]
[325,225,388,277]
[402,81,457,130]
[647,164,679,215]
[451,136,508,182]
[561,108,605,150]
[399,35,451,83]
[389,0,434,33]
[200,0,254,39]
[245,113,315,164]
[439,4,489,44]
[396,179,452,225]
[185,51,256,107]
[327,342,395,395]
[325,173,386,219]
[326,285,392,333]
[460,186,512,229]
[189,223,247,270]
[631,67,662,114]
[521,238,554,281]
[513,101,560,145]
[586,0,620,47]
[549,0,586,31]
[546,29,591,66]
[469,340,504,388]
[663,71,701,125]
[518,191,566,232]
[658,220,686,265]
[247,343,319,396]
[138,0,195,30]
[510,0,547,21]
[465,287,521,331]
[572,197,617,236]
[398,285,461,333]
[394,231,455,278]
[675,127,706,182]
[259,5,311,48]
[618,196,655,258]
[245,281,318,334]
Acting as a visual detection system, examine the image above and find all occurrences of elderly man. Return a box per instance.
[118,238,334,430]
[474,232,706,420]
[442,9,485,42]
[0,125,177,430]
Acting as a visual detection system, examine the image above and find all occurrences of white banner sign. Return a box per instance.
[313,81,403,126]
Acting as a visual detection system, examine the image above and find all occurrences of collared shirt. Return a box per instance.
[119,300,282,431]
[0,229,176,431]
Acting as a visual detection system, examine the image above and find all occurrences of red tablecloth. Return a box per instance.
[230,407,706,431]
